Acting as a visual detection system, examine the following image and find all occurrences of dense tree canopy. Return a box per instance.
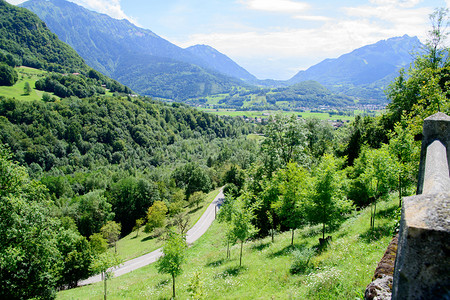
[0,62,18,86]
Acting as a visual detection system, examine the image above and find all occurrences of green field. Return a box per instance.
[58,193,398,299]
[0,66,56,101]
[197,108,357,121]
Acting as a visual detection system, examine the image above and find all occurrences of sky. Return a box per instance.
[7,0,450,80]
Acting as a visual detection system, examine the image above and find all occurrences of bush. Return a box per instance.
[0,62,18,86]
[290,248,315,274]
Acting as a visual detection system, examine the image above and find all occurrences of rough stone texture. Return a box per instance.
[373,235,398,280]
[392,193,450,300]
[417,112,450,195]
[423,141,450,194]
[365,275,393,300]
[365,235,398,300]
[391,112,450,300]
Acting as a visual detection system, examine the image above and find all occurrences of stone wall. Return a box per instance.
[391,113,450,300]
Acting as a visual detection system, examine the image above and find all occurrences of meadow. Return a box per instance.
[0,66,50,101]
[57,194,399,299]
[197,108,361,122]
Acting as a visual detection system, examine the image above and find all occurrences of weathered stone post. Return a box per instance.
[391,112,450,300]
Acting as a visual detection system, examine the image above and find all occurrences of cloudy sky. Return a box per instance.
[7,0,449,79]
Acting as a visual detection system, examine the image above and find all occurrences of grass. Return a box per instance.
[0,67,58,101]
[112,188,222,261]
[58,194,399,299]
[197,108,357,122]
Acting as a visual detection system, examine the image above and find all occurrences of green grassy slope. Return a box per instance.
[0,67,57,101]
[58,195,398,299]
[112,188,222,261]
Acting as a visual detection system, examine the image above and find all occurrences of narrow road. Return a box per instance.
[79,188,225,286]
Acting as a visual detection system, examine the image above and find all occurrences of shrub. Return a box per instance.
[290,247,315,274]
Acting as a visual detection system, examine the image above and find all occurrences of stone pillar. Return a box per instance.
[416,112,450,194]
[392,112,450,300]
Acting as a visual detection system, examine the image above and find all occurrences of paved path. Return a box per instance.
[79,188,224,286]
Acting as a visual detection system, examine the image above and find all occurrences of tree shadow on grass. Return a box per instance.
[251,242,271,251]
[267,242,307,259]
[214,266,243,279]
[375,205,399,219]
[359,224,393,243]
[188,206,202,215]
[155,279,169,289]
[206,258,227,268]
[141,235,156,242]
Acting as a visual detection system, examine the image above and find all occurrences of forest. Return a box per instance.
[0,1,449,298]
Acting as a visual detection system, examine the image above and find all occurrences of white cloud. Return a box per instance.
[68,0,138,24]
[5,0,138,24]
[243,0,310,13]
[369,0,422,8]
[178,1,436,79]
[294,15,332,21]
[5,0,27,4]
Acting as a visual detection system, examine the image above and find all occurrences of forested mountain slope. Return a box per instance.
[21,0,253,100]
[0,0,87,73]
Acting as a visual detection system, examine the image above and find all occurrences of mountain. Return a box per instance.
[289,35,422,103]
[185,45,257,82]
[0,0,88,73]
[21,0,254,100]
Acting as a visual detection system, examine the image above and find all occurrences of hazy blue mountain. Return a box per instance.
[289,35,421,85]
[288,35,422,103]
[21,0,251,100]
[186,45,257,82]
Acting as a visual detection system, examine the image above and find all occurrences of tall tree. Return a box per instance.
[352,147,398,229]
[230,196,257,267]
[388,123,420,206]
[272,162,310,245]
[145,200,168,233]
[100,221,121,254]
[157,230,187,299]
[260,114,306,176]
[0,144,61,299]
[217,197,237,259]
[309,155,353,240]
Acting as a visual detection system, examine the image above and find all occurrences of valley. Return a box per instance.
[0,0,448,299]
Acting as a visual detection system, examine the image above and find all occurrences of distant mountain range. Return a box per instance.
[20,0,422,106]
[185,44,257,82]
[289,35,422,103]
[20,0,253,100]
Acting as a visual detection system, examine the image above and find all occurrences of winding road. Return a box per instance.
[79,188,225,286]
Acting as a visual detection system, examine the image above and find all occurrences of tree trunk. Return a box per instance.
[103,272,107,300]
[239,241,243,267]
[373,201,377,228]
[271,227,274,243]
[399,174,402,207]
[370,203,374,230]
[172,273,176,299]
[227,240,230,259]
[291,229,294,245]
[322,222,325,240]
